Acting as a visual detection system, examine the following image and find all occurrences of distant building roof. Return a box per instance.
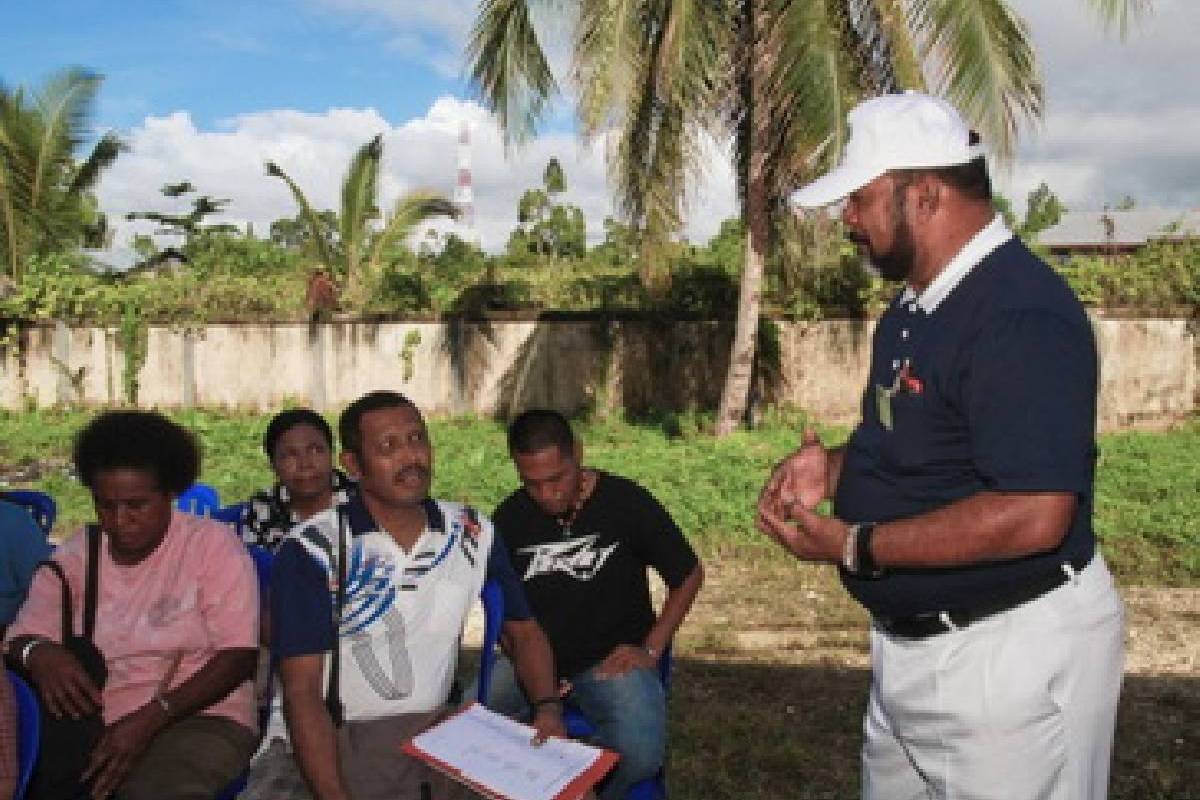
[1036,209,1200,248]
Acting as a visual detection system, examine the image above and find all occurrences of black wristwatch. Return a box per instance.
[856,522,883,578]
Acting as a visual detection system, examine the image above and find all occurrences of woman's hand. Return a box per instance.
[83,702,170,800]
[26,641,102,720]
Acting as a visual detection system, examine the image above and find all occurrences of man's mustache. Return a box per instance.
[394,466,429,482]
[845,230,869,246]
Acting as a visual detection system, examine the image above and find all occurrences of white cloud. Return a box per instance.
[1001,0,1200,213]
[94,97,737,253]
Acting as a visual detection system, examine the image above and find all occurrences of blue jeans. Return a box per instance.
[482,656,666,800]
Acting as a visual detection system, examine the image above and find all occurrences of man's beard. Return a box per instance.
[871,215,914,282]
[849,187,916,282]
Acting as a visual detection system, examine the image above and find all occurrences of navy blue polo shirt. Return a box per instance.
[835,236,1098,618]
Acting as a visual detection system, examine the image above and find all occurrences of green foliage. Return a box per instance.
[1051,238,1200,311]
[270,209,338,251]
[0,242,309,328]
[3,221,1194,327]
[1093,420,1200,584]
[266,137,457,301]
[118,300,146,403]
[542,157,565,196]
[125,182,239,246]
[992,194,1019,230]
[508,158,586,260]
[1,409,1193,587]
[399,330,422,382]
[772,211,887,320]
[1020,182,1065,238]
[0,68,124,281]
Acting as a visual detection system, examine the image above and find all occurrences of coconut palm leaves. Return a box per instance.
[0,67,124,281]
[367,191,461,275]
[266,134,459,299]
[467,0,1149,433]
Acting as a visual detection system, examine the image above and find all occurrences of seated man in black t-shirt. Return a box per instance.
[485,410,703,800]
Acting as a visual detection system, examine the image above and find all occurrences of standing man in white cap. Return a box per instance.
[757,92,1124,799]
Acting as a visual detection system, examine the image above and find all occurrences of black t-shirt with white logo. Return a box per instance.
[492,471,698,679]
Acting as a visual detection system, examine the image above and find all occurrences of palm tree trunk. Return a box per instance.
[715,0,771,437]
[0,177,19,281]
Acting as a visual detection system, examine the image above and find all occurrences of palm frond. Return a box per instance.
[366,191,460,274]
[1082,0,1152,36]
[860,0,926,90]
[29,68,102,211]
[265,160,337,272]
[906,0,1042,163]
[0,89,24,277]
[762,0,859,206]
[339,134,383,277]
[608,0,729,256]
[69,131,125,195]
[0,161,20,279]
[574,0,628,137]
[466,0,558,144]
[841,0,900,93]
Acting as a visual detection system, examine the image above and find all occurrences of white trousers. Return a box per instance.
[863,555,1125,800]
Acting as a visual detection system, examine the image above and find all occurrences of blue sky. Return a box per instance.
[5,1,1198,251]
[5,0,471,130]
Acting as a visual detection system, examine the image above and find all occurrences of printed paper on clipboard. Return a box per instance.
[402,702,620,800]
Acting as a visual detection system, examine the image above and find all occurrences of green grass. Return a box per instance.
[0,409,1196,586]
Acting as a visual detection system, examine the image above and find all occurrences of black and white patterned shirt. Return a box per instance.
[240,468,355,552]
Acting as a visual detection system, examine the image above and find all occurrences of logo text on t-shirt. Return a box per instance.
[519,535,619,582]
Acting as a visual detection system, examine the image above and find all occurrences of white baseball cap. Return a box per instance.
[790,91,984,208]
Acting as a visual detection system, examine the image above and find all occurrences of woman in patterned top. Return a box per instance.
[242,409,353,552]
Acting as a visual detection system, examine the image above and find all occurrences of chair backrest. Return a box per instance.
[8,670,40,800]
[175,483,221,516]
[1,490,56,536]
[475,580,505,706]
[211,502,248,537]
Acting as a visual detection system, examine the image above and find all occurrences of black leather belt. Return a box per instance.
[874,554,1093,640]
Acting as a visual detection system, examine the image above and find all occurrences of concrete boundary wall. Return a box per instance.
[1,317,1195,430]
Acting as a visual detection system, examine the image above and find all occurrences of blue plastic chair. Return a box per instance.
[476,580,505,705]
[8,670,40,800]
[562,647,673,800]
[211,502,248,537]
[175,483,220,517]
[1,490,57,536]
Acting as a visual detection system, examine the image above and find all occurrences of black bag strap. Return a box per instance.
[38,561,74,642]
[36,525,100,642]
[82,524,100,640]
[325,506,347,727]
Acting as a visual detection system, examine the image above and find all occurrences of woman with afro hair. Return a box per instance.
[5,410,260,800]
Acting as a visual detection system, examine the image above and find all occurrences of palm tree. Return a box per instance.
[266,134,459,301]
[0,67,123,282]
[467,0,1149,435]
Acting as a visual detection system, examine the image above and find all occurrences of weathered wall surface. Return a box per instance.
[1,316,1194,430]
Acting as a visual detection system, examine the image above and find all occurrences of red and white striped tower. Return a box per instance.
[454,120,478,245]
